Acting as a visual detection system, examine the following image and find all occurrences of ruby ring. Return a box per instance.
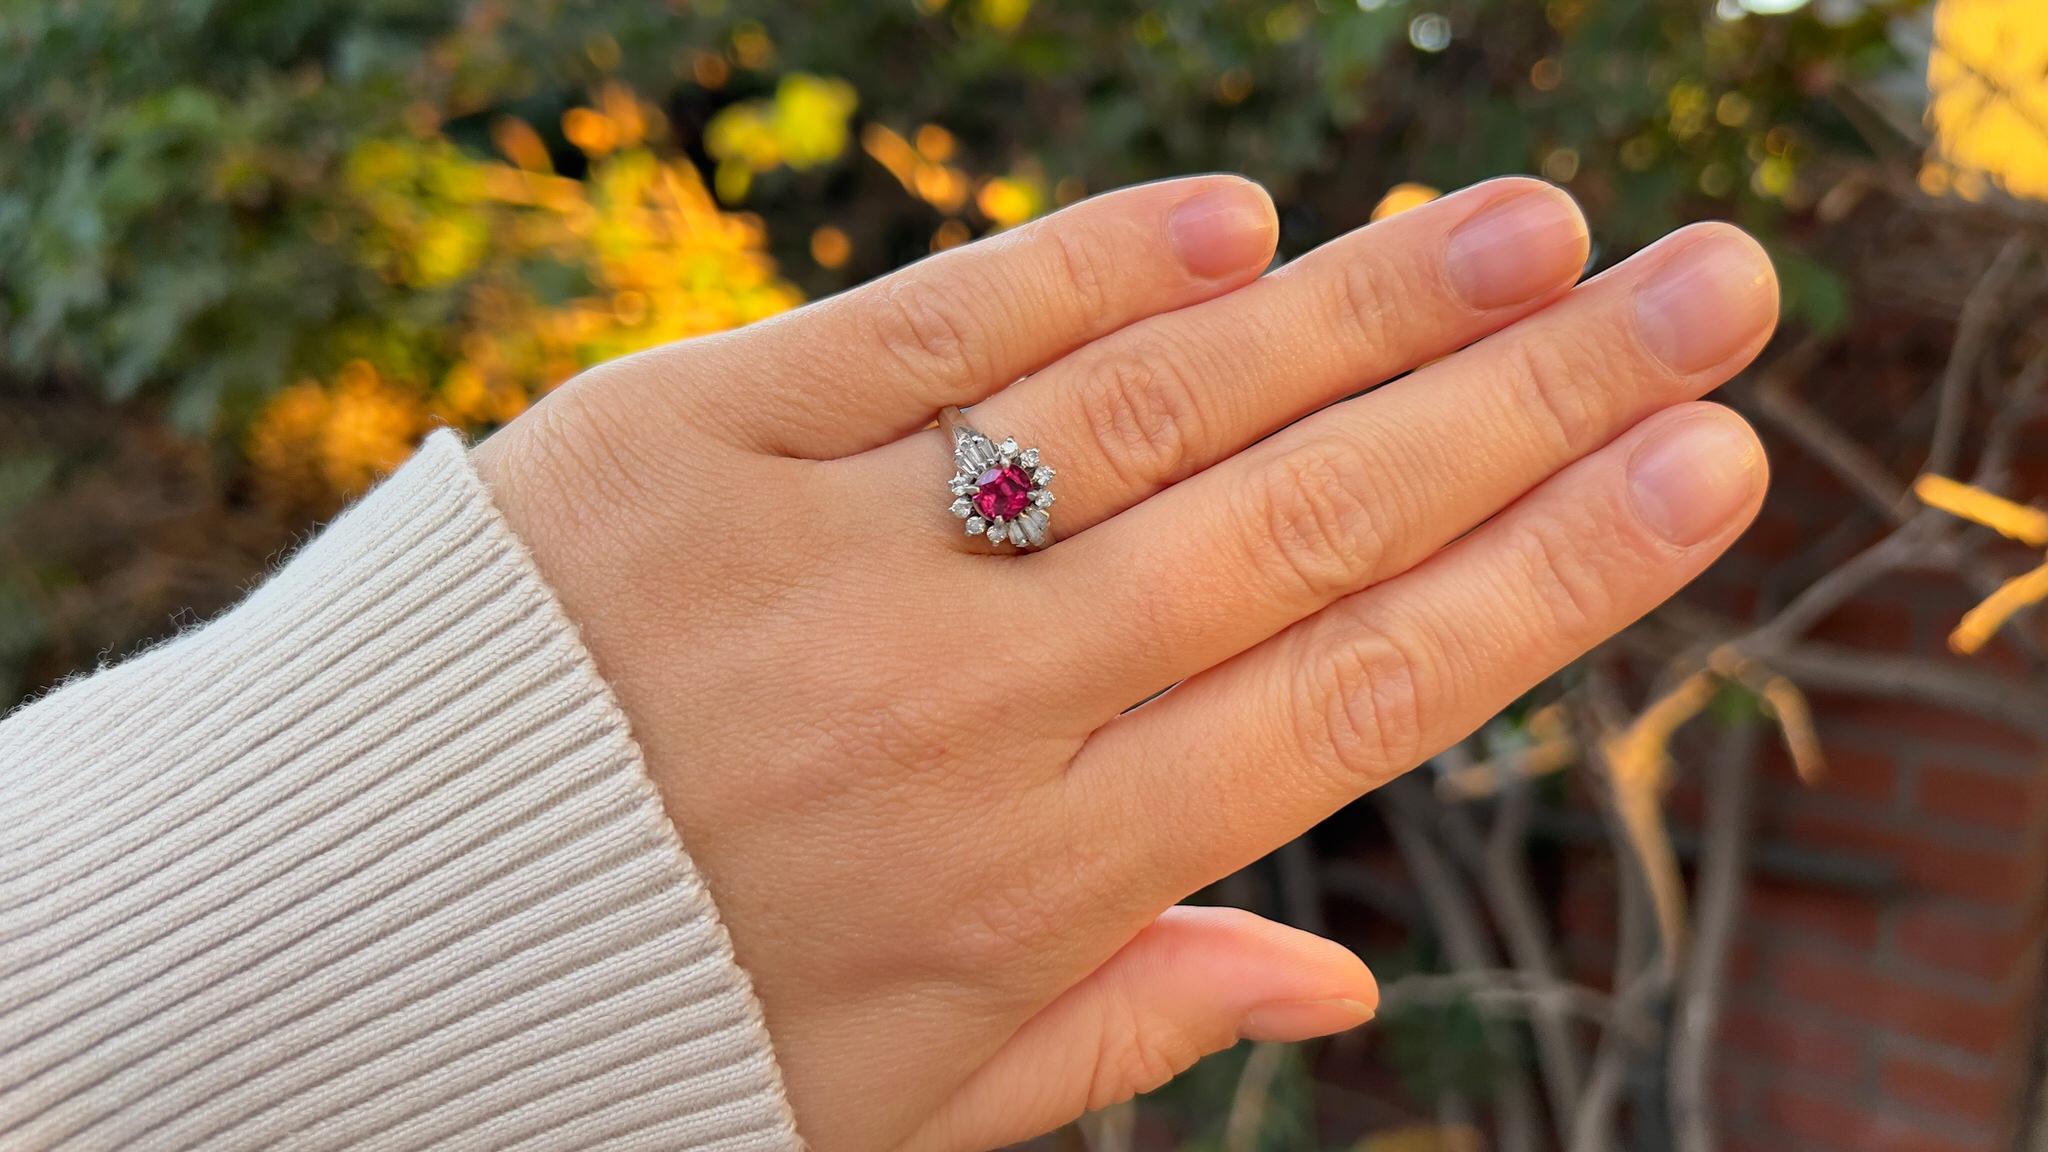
[940,406,1055,550]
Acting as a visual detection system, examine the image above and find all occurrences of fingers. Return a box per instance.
[685,176,1278,458]
[902,907,1375,1152]
[850,177,1589,546]
[1037,222,1777,714]
[962,177,1589,535]
[1071,403,1766,894]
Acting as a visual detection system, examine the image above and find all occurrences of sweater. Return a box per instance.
[0,431,801,1151]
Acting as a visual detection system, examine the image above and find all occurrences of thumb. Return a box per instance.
[906,905,1378,1152]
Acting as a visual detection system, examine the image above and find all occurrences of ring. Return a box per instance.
[940,406,1055,550]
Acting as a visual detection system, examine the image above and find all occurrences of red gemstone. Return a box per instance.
[971,464,1032,520]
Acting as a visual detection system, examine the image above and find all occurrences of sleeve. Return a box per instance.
[0,431,802,1152]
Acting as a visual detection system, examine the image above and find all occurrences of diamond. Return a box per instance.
[1007,521,1028,546]
[1018,506,1049,547]
[950,476,976,496]
[956,432,998,472]
[964,516,987,535]
[950,497,973,518]
[971,464,1033,520]
[985,520,1006,543]
[1031,466,1056,486]
[1031,489,1055,508]
[999,437,1019,457]
[1019,448,1040,468]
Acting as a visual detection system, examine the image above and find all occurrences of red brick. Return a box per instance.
[1879,1052,2017,1130]
[1760,1081,1982,1152]
[1712,1063,1758,1127]
[1558,861,1618,950]
[1767,948,2025,1058]
[1757,1074,1864,1152]
[1809,596,1916,652]
[1897,907,2040,983]
[1767,741,1899,806]
[1736,507,1807,563]
[1721,1133,1786,1152]
[1811,692,2039,756]
[1917,761,2048,834]
[1745,880,1883,949]
[1719,1002,1863,1081]
[1775,809,2040,909]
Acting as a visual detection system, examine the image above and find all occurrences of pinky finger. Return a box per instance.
[1073,402,1768,899]
[902,907,1377,1152]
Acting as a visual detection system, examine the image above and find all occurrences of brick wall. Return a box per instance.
[1652,434,2047,1151]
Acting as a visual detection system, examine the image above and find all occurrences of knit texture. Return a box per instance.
[0,431,801,1151]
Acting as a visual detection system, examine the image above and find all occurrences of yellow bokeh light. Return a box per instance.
[932,219,971,251]
[977,175,1045,229]
[810,224,852,269]
[1370,182,1441,222]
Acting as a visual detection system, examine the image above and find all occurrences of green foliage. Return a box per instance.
[1,0,1922,431]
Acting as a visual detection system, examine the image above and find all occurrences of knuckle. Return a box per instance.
[869,275,984,386]
[949,887,1060,970]
[1292,610,1432,788]
[1086,1003,1202,1110]
[1510,511,1616,635]
[1042,221,1116,321]
[1502,326,1615,456]
[938,837,1099,975]
[1077,338,1210,490]
[1243,436,1386,602]
[508,374,666,519]
[1331,252,1407,355]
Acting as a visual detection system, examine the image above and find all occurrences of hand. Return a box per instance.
[469,174,1775,1152]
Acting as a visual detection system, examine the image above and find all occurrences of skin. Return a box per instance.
[469,174,1778,1152]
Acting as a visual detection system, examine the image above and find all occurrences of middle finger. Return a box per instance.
[849,177,1589,546]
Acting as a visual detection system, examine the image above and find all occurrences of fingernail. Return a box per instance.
[1169,181,1277,279]
[1237,998,1376,1043]
[1444,187,1589,310]
[1628,413,1764,546]
[1634,229,1778,373]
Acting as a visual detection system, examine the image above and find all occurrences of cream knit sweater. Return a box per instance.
[0,432,802,1150]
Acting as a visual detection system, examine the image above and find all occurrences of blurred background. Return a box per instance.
[5,0,2048,1149]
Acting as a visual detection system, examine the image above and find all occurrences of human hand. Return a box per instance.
[469,174,1775,1152]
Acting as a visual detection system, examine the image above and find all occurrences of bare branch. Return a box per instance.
[1437,795,1587,1147]
[1276,836,1326,937]
[1669,718,1767,1152]
[1768,641,2048,736]
[1381,781,1543,1152]
[1223,1044,1288,1152]
[1376,969,1623,1032]
[1929,236,2031,478]
[1741,337,1915,521]
[1975,335,2048,493]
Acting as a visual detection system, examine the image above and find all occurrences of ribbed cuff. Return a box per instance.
[0,431,801,1151]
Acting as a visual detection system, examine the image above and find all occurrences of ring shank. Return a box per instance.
[938,405,970,444]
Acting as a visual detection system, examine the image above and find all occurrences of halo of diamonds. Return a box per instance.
[947,426,1055,549]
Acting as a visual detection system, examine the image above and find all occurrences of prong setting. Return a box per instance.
[948,425,1054,550]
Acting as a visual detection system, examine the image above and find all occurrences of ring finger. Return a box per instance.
[1030,221,1777,716]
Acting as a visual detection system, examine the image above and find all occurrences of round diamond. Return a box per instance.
[971,464,1033,521]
